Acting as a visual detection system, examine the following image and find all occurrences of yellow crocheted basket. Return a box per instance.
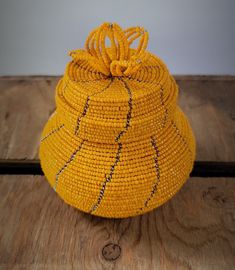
[39,22,196,218]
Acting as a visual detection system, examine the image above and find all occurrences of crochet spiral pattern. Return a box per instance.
[39,22,196,218]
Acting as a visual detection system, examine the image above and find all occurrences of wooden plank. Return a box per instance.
[177,77,235,161]
[0,76,235,161]
[0,76,58,159]
[0,175,235,269]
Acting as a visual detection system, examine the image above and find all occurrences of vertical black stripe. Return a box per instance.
[115,78,133,142]
[89,78,133,214]
[74,79,113,136]
[53,140,84,191]
[140,136,160,211]
[89,142,122,213]
[172,120,192,153]
[74,96,90,136]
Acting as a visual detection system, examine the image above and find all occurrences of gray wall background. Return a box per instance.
[0,0,235,75]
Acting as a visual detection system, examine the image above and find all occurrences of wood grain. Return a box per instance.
[0,77,58,159]
[177,77,235,161]
[0,76,235,160]
[0,175,235,270]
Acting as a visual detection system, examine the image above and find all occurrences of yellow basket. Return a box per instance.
[39,22,196,218]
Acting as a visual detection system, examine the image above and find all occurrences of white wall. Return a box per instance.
[0,0,235,75]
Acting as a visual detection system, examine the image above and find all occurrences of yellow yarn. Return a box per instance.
[39,22,196,218]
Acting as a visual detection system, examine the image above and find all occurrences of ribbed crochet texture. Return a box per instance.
[39,22,196,218]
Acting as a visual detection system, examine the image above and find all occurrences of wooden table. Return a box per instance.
[0,76,235,269]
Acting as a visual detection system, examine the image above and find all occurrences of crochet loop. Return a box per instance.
[68,22,149,77]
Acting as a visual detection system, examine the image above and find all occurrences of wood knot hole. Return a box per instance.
[102,243,121,261]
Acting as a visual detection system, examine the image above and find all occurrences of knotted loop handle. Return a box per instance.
[68,22,149,77]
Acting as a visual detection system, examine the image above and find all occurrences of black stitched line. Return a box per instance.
[171,121,192,153]
[89,142,122,213]
[89,78,132,214]
[115,78,133,142]
[90,78,113,97]
[140,136,160,210]
[74,96,90,136]
[40,124,64,142]
[53,140,84,191]
[74,79,113,136]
